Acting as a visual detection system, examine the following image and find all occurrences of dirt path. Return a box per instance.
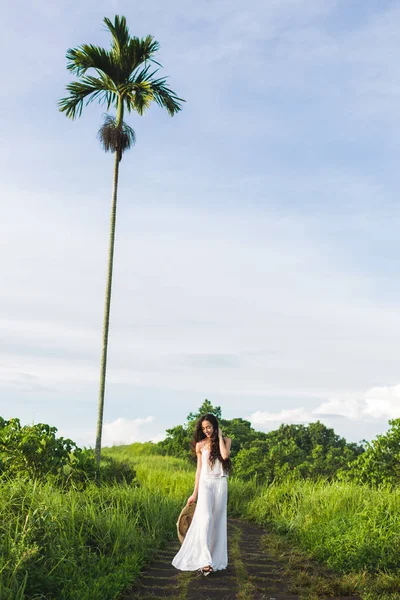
[120,519,362,600]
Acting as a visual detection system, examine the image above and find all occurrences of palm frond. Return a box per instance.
[128,34,161,67]
[149,76,185,116]
[59,15,185,121]
[101,19,160,82]
[125,80,153,115]
[98,114,136,161]
[121,65,184,116]
[104,16,130,57]
[129,63,157,84]
[66,45,116,78]
[121,65,155,114]
[58,75,117,119]
[114,34,161,81]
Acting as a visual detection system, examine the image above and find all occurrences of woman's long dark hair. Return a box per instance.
[193,413,232,474]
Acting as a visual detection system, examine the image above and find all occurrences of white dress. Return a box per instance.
[172,443,228,571]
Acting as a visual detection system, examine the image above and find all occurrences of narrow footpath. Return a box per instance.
[120,519,362,600]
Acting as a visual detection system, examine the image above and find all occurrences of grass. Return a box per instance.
[241,478,400,572]
[257,527,400,600]
[229,477,400,599]
[104,446,400,574]
[3,443,400,599]
[106,446,400,599]
[0,473,181,600]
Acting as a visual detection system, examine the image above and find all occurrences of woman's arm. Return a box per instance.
[187,442,202,504]
[218,429,232,459]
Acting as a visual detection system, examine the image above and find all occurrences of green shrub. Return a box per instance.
[0,418,94,484]
[233,422,364,483]
[0,417,137,489]
[339,418,400,487]
[99,455,137,485]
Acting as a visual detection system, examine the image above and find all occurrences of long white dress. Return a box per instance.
[172,443,228,571]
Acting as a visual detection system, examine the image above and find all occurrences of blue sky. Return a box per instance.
[1,0,400,447]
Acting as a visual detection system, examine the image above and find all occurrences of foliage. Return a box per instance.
[111,441,166,456]
[0,417,136,488]
[1,431,399,600]
[220,417,268,457]
[99,455,137,485]
[158,423,192,461]
[156,402,364,482]
[106,447,400,580]
[0,417,89,483]
[158,399,267,463]
[0,477,178,600]
[58,15,184,121]
[339,418,400,487]
[241,478,400,574]
[186,399,222,422]
[234,420,365,483]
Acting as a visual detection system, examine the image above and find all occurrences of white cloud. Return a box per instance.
[101,416,156,446]
[248,384,400,434]
[316,397,366,421]
[250,407,312,425]
[364,386,400,420]
[316,388,400,422]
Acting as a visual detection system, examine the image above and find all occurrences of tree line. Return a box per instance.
[156,400,400,487]
[1,401,398,488]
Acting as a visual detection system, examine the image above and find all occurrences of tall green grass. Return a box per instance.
[104,445,194,501]
[106,446,400,575]
[0,474,181,600]
[241,478,400,573]
[4,443,399,599]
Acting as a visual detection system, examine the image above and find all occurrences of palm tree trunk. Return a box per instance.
[95,149,120,466]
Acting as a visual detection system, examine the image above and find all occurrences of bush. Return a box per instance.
[0,417,136,488]
[99,455,137,485]
[339,418,400,487]
[233,422,364,483]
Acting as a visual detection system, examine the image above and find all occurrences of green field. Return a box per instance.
[1,443,399,599]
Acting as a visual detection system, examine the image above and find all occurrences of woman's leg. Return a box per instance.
[172,479,213,570]
[209,478,228,570]
[199,479,214,570]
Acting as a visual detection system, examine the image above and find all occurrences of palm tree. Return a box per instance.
[59,15,184,465]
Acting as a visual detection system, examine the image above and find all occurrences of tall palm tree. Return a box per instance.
[59,15,184,465]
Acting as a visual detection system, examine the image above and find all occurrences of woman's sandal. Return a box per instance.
[201,566,214,576]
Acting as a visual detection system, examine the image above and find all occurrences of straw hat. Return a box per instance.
[176,502,196,544]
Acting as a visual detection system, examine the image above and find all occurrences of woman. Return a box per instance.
[172,413,232,575]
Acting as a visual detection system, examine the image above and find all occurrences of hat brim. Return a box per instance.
[176,502,196,544]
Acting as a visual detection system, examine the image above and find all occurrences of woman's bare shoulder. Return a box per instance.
[195,441,203,453]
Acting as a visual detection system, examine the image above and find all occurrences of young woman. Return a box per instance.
[172,413,232,575]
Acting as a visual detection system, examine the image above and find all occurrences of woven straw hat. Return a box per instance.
[176,502,196,544]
